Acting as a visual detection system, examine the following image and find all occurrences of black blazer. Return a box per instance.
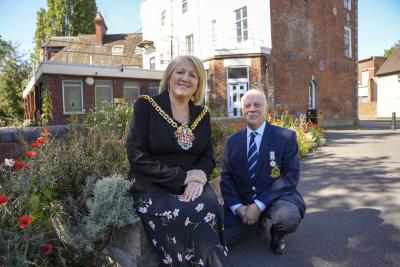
[126,90,215,194]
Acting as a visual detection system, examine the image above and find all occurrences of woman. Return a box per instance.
[126,55,231,266]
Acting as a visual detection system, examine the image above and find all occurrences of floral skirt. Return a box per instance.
[133,185,232,267]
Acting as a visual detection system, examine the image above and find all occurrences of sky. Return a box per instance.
[0,0,399,60]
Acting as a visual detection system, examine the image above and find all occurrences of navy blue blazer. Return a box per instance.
[220,122,306,227]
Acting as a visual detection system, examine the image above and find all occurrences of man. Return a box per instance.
[221,89,306,254]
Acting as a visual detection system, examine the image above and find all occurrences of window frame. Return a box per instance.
[150,57,156,70]
[344,26,352,58]
[186,34,194,55]
[182,0,188,14]
[235,6,248,43]
[161,10,166,26]
[123,82,140,104]
[344,0,351,11]
[111,45,124,56]
[95,80,113,107]
[62,80,84,114]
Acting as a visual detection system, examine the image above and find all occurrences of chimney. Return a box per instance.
[95,12,107,45]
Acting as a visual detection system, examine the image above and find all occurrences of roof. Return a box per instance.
[43,33,143,67]
[376,47,400,76]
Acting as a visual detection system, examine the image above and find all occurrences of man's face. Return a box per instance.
[242,92,267,130]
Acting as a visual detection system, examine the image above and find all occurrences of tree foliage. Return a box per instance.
[384,40,400,58]
[0,37,30,122]
[34,0,97,58]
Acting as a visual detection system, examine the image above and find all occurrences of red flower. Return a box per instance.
[40,244,53,255]
[0,195,8,205]
[304,130,310,134]
[42,129,50,136]
[36,137,47,145]
[13,161,29,170]
[26,151,37,158]
[32,142,41,149]
[19,215,32,229]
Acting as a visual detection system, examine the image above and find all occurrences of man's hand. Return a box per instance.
[245,204,261,225]
[236,205,249,224]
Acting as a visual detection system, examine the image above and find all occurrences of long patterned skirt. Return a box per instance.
[132,185,232,267]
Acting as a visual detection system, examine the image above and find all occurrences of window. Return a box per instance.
[398,75,400,83]
[95,80,113,107]
[161,10,166,26]
[361,70,369,86]
[235,6,248,43]
[182,0,188,13]
[112,45,124,56]
[123,82,140,104]
[344,0,351,11]
[228,67,247,79]
[63,80,83,114]
[344,26,352,58]
[211,20,217,48]
[186,34,194,55]
[150,57,155,70]
[148,85,159,96]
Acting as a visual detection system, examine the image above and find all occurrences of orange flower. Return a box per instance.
[42,129,50,136]
[14,161,29,170]
[18,215,32,229]
[32,142,41,149]
[36,137,47,144]
[0,195,8,205]
[26,151,37,158]
[40,244,53,255]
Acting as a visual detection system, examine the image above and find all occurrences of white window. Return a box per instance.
[186,34,194,55]
[235,6,248,43]
[123,82,140,104]
[150,57,155,70]
[344,0,351,11]
[63,80,83,114]
[344,26,352,58]
[161,10,166,26]
[211,20,217,48]
[361,70,369,86]
[95,80,113,107]
[182,0,188,14]
[112,45,124,56]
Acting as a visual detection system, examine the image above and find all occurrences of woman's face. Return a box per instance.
[168,58,198,102]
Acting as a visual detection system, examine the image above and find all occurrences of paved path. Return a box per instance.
[229,122,400,267]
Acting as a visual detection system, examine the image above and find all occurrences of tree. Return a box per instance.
[384,40,400,58]
[34,0,97,59]
[0,38,30,122]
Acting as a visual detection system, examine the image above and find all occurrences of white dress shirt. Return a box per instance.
[230,122,267,214]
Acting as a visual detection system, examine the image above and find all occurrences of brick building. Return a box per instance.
[140,0,358,126]
[23,12,162,125]
[357,56,386,119]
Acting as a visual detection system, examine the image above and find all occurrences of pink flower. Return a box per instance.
[184,217,191,226]
[177,253,183,262]
[204,212,215,223]
[149,220,155,230]
[138,207,148,213]
[185,254,194,261]
[40,244,53,255]
[195,203,204,212]
[18,215,32,229]
[173,209,179,217]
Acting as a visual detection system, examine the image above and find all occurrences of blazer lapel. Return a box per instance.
[254,123,274,181]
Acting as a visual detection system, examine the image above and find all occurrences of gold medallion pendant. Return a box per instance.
[175,122,195,150]
[271,165,281,179]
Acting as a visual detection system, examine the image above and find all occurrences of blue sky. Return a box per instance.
[0,0,399,60]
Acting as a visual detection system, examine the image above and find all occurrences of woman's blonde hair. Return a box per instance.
[159,55,206,105]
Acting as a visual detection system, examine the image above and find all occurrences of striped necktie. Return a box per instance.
[248,132,258,180]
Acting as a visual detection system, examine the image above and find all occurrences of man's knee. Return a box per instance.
[269,200,301,233]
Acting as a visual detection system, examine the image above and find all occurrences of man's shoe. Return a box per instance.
[270,230,287,255]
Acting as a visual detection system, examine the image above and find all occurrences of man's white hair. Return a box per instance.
[240,89,268,109]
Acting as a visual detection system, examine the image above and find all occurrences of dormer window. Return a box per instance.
[112,45,124,56]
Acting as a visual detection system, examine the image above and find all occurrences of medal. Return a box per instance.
[175,122,195,150]
[271,166,280,178]
[270,160,276,167]
[269,151,276,167]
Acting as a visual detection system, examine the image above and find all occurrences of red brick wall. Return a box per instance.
[32,74,160,125]
[270,0,358,121]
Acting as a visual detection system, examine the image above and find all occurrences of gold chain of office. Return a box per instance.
[138,95,208,131]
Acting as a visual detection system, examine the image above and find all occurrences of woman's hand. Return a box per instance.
[184,170,207,185]
[182,181,204,202]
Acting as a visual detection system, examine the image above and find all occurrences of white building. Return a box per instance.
[376,47,400,118]
[140,0,272,117]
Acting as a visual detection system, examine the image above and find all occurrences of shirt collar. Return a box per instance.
[247,122,266,138]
